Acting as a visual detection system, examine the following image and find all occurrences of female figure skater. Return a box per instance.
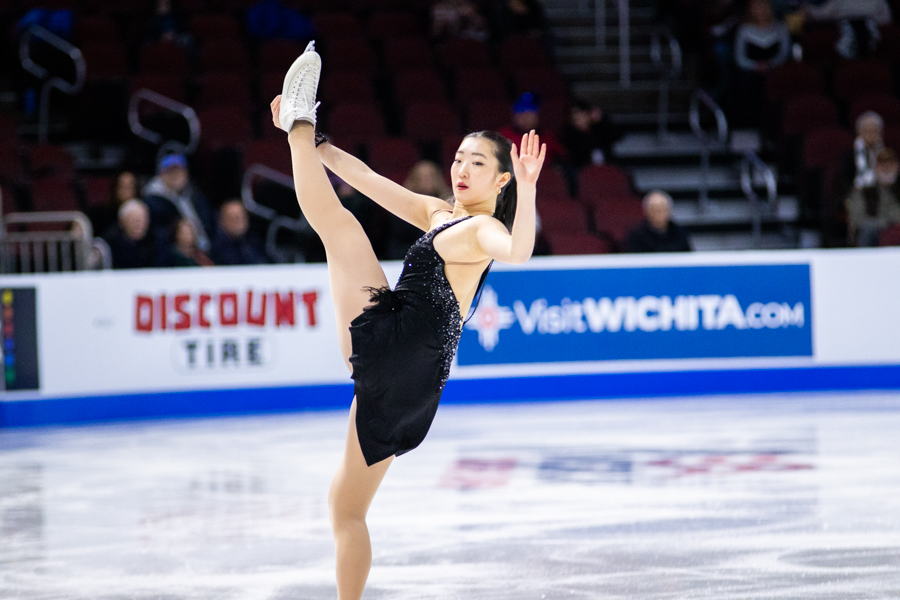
[271,42,545,599]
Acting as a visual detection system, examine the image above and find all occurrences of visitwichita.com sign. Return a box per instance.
[459,264,813,364]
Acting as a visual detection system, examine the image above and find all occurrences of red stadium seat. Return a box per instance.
[536,167,571,201]
[199,39,250,74]
[801,127,854,170]
[513,67,568,101]
[189,14,241,44]
[0,114,19,147]
[850,94,900,128]
[368,138,420,178]
[544,231,611,255]
[454,67,509,102]
[782,94,838,137]
[800,25,840,65]
[879,223,900,246]
[242,139,293,175]
[500,35,549,71]
[129,73,187,104]
[75,14,120,44]
[0,146,25,187]
[538,199,589,232]
[440,39,492,70]
[367,11,420,41]
[577,164,633,205]
[383,37,435,71]
[140,41,190,77]
[81,41,129,81]
[764,62,825,105]
[875,25,900,62]
[404,102,461,142]
[325,102,386,145]
[883,126,900,152]
[82,176,113,209]
[593,197,645,247]
[834,61,894,103]
[394,69,448,106]
[1,184,17,215]
[28,144,74,179]
[31,176,79,212]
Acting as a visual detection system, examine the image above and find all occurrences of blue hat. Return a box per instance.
[159,154,187,172]
[513,92,539,114]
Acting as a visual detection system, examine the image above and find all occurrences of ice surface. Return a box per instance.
[2,392,900,599]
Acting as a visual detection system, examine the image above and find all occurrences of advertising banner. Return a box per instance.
[459,264,813,365]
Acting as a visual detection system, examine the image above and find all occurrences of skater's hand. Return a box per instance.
[510,130,546,185]
[270,95,283,131]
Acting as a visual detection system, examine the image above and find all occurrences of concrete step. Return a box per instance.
[559,61,663,80]
[614,130,762,160]
[570,82,694,114]
[632,164,742,194]
[554,45,655,63]
[673,196,798,227]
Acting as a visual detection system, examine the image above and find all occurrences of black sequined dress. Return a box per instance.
[349,216,472,466]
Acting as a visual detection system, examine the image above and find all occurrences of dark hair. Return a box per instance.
[464,130,517,232]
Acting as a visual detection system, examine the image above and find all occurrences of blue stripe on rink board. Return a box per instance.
[2,364,900,427]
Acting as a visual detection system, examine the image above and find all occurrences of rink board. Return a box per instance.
[1,248,899,426]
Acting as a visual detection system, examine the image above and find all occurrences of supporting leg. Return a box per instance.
[329,399,393,600]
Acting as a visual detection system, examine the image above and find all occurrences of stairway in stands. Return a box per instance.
[544,0,813,250]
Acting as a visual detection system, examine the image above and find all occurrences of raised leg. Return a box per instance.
[286,122,388,368]
[329,399,393,600]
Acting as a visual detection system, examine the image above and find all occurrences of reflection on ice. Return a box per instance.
[1,392,899,599]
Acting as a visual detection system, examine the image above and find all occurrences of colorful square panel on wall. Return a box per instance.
[2,287,40,391]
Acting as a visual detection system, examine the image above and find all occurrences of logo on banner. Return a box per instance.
[460,264,813,364]
[133,287,320,373]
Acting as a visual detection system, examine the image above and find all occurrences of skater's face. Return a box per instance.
[451,137,511,204]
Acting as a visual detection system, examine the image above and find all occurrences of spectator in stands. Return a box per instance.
[488,0,548,40]
[802,0,892,58]
[387,161,454,259]
[836,111,885,201]
[88,170,139,239]
[105,199,162,269]
[164,218,215,267]
[146,0,187,44]
[845,148,900,246]
[561,100,620,169]
[625,190,692,253]
[143,154,215,252]
[431,0,489,42]
[500,93,566,166]
[705,0,744,103]
[211,199,269,265]
[732,0,791,126]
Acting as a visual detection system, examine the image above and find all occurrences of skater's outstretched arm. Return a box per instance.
[317,140,451,231]
[474,131,545,264]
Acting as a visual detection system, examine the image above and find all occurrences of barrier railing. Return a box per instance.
[128,88,201,164]
[18,25,86,143]
[1,211,95,273]
[741,152,779,248]
[592,0,631,88]
[650,27,682,141]
[689,90,729,212]
[241,164,295,222]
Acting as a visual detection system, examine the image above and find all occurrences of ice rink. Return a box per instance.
[2,392,900,600]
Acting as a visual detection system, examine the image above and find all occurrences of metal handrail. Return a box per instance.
[19,25,86,143]
[241,163,296,222]
[618,0,630,88]
[651,28,682,141]
[2,211,93,273]
[266,216,312,263]
[595,0,607,48]
[128,88,201,163]
[689,90,729,211]
[741,151,778,248]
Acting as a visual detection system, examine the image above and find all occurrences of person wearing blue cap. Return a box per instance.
[500,92,566,166]
[142,153,215,254]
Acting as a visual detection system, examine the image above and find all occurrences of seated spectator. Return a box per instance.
[143,153,215,253]
[500,93,566,166]
[105,199,162,269]
[87,170,139,240]
[845,148,900,246]
[431,0,489,42]
[211,200,269,265]
[625,191,691,253]
[164,218,215,267]
[386,161,453,260]
[803,0,892,58]
[732,0,791,126]
[488,0,548,40]
[561,100,620,169]
[836,111,885,202]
